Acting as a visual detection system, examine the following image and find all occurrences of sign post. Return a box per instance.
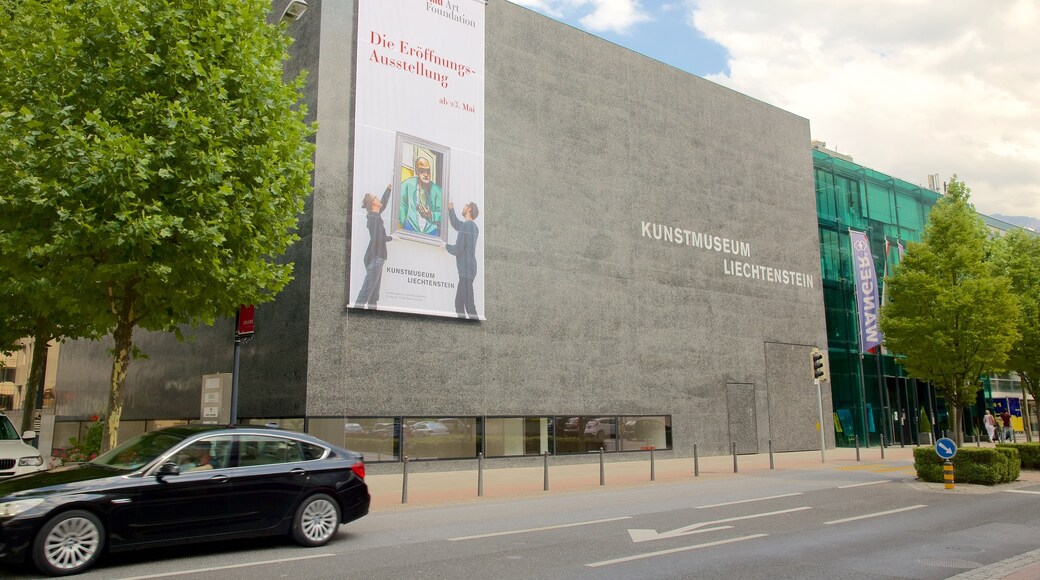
[229,305,255,425]
[812,348,827,463]
[935,437,957,489]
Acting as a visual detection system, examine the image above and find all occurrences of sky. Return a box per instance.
[507,0,1040,221]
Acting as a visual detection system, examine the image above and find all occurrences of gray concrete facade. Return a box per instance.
[53,0,833,459]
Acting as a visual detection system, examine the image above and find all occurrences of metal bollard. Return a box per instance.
[975,434,980,448]
[693,443,699,477]
[599,447,605,486]
[855,435,861,461]
[477,452,484,497]
[732,441,738,473]
[401,455,409,504]
[944,459,954,489]
[880,434,885,459]
[769,439,774,470]
[650,445,656,481]
[543,451,549,491]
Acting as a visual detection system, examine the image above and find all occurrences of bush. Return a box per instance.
[997,443,1040,469]
[995,446,1022,481]
[919,407,932,434]
[52,415,103,465]
[913,446,1018,485]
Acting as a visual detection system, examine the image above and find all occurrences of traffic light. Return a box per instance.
[811,348,825,381]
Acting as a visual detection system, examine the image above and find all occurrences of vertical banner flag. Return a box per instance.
[349,0,486,320]
[849,229,882,352]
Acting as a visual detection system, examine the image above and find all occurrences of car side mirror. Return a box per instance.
[156,462,180,479]
[21,430,36,443]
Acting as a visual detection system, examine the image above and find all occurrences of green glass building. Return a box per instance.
[814,146,968,447]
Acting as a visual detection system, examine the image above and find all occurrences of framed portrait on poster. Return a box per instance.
[392,133,450,245]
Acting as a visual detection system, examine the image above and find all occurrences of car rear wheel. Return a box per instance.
[32,510,105,576]
[291,493,341,547]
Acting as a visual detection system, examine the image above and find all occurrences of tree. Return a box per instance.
[993,229,1040,442]
[0,0,315,450]
[878,177,1019,446]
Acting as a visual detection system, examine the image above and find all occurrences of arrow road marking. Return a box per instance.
[587,534,769,567]
[627,506,811,543]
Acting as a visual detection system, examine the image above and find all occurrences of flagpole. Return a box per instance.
[878,238,893,445]
[849,228,877,447]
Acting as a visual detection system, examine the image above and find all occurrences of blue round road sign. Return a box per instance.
[935,437,957,459]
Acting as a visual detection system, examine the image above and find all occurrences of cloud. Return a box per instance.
[689,0,1040,219]
[508,0,652,34]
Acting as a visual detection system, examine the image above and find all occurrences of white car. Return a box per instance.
[0,413,47,479]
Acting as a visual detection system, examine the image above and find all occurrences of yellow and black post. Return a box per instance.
[943,459,954,489]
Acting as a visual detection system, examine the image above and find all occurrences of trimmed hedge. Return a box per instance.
[913,446,1019,485]
[996,443,1040,470]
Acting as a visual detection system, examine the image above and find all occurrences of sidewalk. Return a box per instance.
[365,445,912,511]
[362,443,1040,579]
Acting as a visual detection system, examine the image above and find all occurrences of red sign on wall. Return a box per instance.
[237,304,255,337]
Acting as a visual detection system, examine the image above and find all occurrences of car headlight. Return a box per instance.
[0,498,45,517]
[18,456,44,467]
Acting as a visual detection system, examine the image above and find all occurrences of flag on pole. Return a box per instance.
[849,229,882,353]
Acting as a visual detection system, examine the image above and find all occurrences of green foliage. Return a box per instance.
[996,447,1022,481]
[913,446,1018,485]
[919,407,932,433]
[992,230,1040,406]
[997,442,1040,469]
[0,0,314,450]
[880,177,1020,446]
[52,416,105,464]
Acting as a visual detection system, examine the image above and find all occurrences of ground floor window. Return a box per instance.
[303,414,671,462]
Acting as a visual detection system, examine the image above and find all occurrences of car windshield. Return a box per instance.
[0,416,20,440]
[91,430,190,471]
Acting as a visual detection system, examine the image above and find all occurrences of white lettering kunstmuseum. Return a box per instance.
[641,221,751,257]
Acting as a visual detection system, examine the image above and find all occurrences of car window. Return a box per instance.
[173,435,234,472]
[0,416,20,440]
[300,441,326,461]
[237,435,315,466]
[93,431,189,471]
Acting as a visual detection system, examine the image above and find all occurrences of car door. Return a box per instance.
[223,434,314,534]
[125,435,237,546]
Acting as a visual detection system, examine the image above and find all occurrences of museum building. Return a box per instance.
[12,1,1027,467]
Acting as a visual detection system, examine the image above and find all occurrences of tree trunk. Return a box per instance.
[19,318,50,437]
[103,320,134,452]
[949,405,963,447]
[1022,382,1033,443]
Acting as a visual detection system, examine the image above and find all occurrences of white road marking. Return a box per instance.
[115,553,337,580]
[695,492,802,509]
[586,534,769,567]
[825,504,927,525]
[447,516,633,541]
[628,507,811,543]
[838,480,890,489]
[1005,489,1040,495]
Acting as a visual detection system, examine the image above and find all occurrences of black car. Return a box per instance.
[0,425,370,576]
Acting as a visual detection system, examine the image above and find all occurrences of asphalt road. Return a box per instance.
[5,460,1040,579]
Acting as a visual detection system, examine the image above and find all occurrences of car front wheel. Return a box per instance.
[291,493,341,547]
[32,510,105,576]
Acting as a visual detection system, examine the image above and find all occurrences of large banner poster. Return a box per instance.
[849,229,882,352]
[349,0,485,320]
